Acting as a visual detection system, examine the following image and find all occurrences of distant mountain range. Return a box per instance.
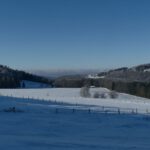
[28,69,101,78]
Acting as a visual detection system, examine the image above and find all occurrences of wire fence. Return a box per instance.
[2,94,150,116]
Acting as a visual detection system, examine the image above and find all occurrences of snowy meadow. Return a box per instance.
[0,88,150,149]
[1,88,150,114]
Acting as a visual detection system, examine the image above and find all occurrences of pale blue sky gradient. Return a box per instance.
[0,0,150,70]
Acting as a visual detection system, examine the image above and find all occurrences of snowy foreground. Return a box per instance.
[0,88,150,149]
[0,88,150,114]
[0,95,150,149]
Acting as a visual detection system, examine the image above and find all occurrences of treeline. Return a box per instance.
[91,79,150,98]
[54,78,150,99]
[54,78,85,87]
[13,70,52,85]
[54,78,98,87]
[0,76,20,88]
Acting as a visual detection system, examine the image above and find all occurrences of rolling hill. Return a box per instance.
[0,65,52,88]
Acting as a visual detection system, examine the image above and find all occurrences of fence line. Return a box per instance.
[2,94,150,116]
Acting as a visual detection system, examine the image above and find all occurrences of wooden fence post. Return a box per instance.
[55,108,58,114]
[135,108,138,114]
[72,108,75,113]
[102,106,104,112]
[118,108,120,114]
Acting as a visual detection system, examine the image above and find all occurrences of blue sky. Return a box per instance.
[0,0,150,70]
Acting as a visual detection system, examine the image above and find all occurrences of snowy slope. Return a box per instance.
[21,80,50,88]
[0,88,150,114]
[0,96,150,149]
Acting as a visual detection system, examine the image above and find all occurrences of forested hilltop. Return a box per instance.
[0,65,52,88]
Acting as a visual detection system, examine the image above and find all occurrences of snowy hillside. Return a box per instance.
[0,95,150,149]
[21,80,50,88]
[0,88,150,114]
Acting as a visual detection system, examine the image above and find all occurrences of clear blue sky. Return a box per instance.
[0,0,150,70]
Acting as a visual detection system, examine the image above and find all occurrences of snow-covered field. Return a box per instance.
[0,88,150,149]
[0,88,150,114]
[0,95,150,149]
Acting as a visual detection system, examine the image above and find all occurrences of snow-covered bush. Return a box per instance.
[93,92,100,98]
[93,92,106,98]
[80,86,91,98]
[99,93,106,98]
[109,91,118,99]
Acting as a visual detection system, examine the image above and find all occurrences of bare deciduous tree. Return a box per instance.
[109,91,118,99]
[99,93,106,98]
[80,86,91,98]
[93,92,106,98]
[93,92,100,98]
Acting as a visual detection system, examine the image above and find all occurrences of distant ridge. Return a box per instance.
[97,63,150,83]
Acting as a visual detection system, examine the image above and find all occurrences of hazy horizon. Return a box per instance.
[2,61,150,78]
[27,62,150,77]
[26,68,104,77]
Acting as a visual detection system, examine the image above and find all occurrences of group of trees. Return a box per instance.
[80,85,118,99]
[54,77,150,99]
[0,76,20,88]
[0,65,53,88]
[54,78,86,87]
[80,86,91,97]
[92,79,150,99]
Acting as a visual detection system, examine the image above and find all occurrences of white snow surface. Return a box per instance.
[0,89,150,149]
[0,88,150,114]
[144,68,150,72]
[87,74,105,79]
